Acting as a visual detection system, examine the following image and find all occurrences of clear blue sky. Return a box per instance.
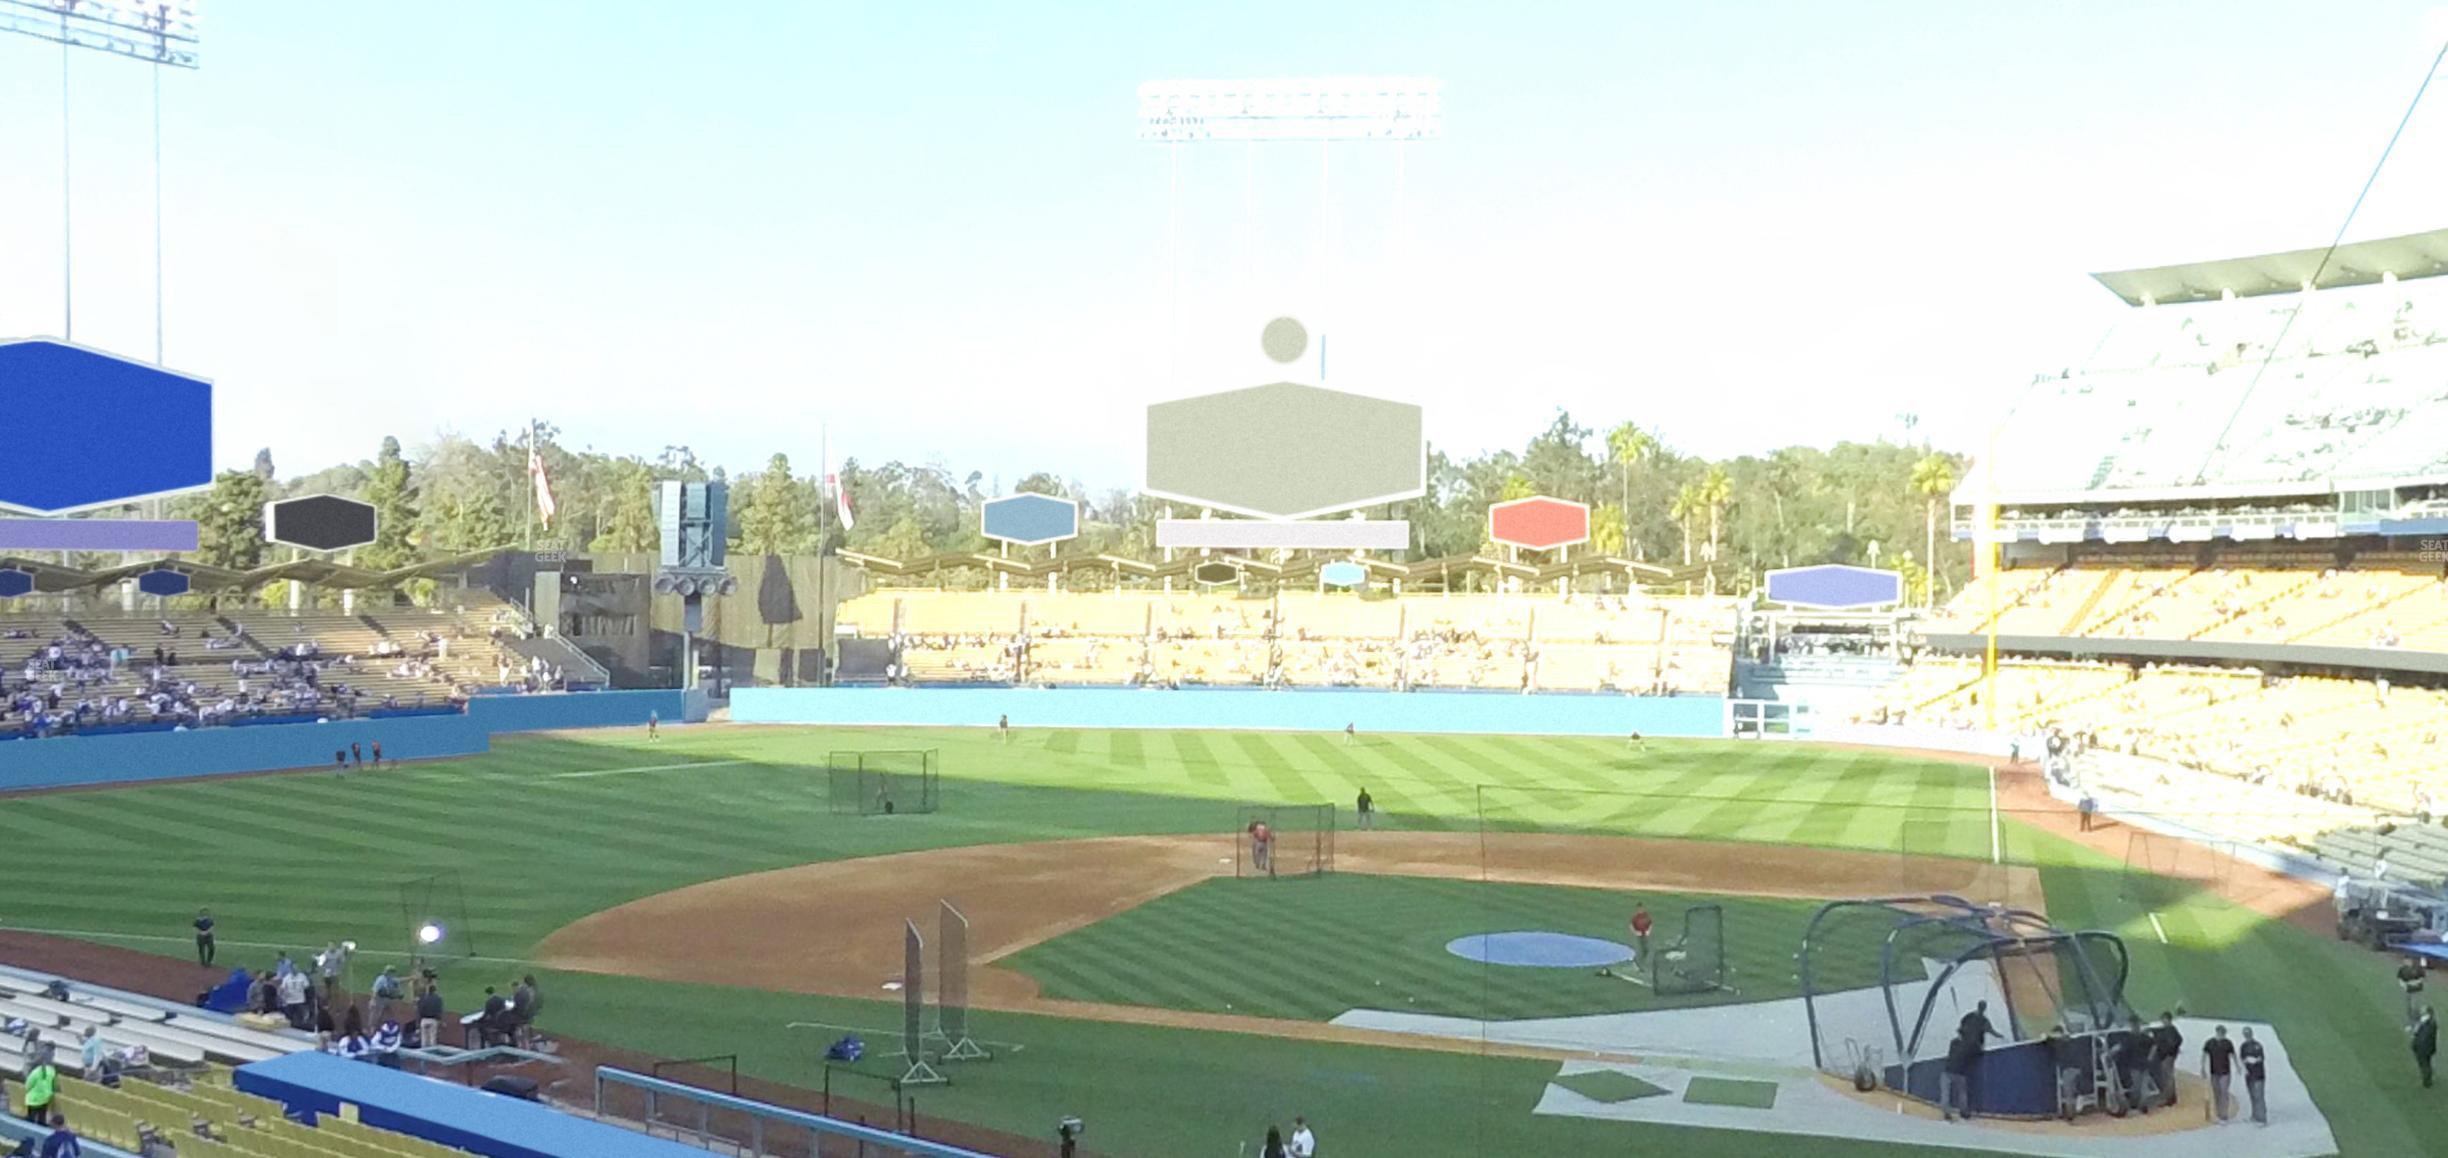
[2,1,2445,490]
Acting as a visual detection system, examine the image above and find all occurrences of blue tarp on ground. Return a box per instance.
[235,1051,704,1158]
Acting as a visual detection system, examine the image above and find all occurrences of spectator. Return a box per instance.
[339,1008,370,1063]
[372,1019,404,1069]
[1941,1028,1977,1121]
[277,965,310,1029]
[2150,1013,2183,1110]
[2118,1017,2158,1113]
[478,987,511,1047]
[35,1112,77,1158]
[369,966,404,1024]
[1289,1115,1316,1157]
[2415,1006,2438,1089]
[1260,1125,1286,1158]
[2203,1024,2236,1123]
[512,975,542,1048]
[415,979,444,1050]
[21,1052,56,1124]
[2240,1026,2269,1125]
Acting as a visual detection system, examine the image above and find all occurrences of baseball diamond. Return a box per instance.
[0,722,2384,1155]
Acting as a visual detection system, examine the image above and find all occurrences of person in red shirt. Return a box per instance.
[1630,904,1653,963]
[1249,821,1274,875]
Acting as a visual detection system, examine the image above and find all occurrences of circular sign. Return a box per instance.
[1260,316,1309,364]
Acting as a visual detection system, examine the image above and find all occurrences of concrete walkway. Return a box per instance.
[1333,999,2336,1157]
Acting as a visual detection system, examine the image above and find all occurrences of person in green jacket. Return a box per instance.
[22,1055,56,1123]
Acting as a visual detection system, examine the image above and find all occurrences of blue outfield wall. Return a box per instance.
[0,690,683,791]
[731,687,1728,737]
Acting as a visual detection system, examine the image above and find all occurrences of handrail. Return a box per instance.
[594,1066,994,1158]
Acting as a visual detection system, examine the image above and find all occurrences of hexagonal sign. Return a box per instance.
[0,338,213,514]
[1319,560,1368,588]
[265,494,379,553]
[980,492,1080,547]
[1488,496,1591,551]
[1145,381,1424,520]
[0,567,32,598]
[135,568,191,597]
[1764,564,1902,609]
[1192,560,1241,586]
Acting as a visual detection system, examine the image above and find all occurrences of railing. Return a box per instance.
[594,1067,995,1158]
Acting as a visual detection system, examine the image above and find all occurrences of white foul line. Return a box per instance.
[550,760,751,780]
[2148,912,2169,944]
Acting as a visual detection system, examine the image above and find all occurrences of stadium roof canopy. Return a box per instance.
[2091,225,2448,306]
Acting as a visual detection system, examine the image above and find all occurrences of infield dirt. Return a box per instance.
[535,830,2036,1046]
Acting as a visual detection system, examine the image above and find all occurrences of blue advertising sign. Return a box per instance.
[981,492,1080,547]
[1764,564,1903,609]
[135,568,192,597]
[0,339,213,514]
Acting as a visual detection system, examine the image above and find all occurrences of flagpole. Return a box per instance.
[818,422,832,686]
[523,419,536,551]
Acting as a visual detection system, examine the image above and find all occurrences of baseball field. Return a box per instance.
[1,724,2437,1156]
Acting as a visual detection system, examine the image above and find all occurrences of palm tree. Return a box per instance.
[1910,452,1958,607]
[1697,465,1732,563]
[1605,422,1659,555]
[1670,482,1701,567]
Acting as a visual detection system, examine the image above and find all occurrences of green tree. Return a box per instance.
[192,469,269,571]
[1669,482,1701,567]
[359,436,419,573]
[1697,464,1733,564]
[1604,422,1659,548]
[590,459,661,553]
[1590,502,1628,556]
[736,453,814,556]
[1910,452,1959,606]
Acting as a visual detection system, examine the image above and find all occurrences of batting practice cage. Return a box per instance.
[828,750,940,816]
[1800,897,2136,1119]
[1236,804,1337,878]
[398,871,476,966]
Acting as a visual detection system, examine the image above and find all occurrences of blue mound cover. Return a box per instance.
[1445,931,1632,968]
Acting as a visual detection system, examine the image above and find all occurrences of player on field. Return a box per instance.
[998,714,1011,744]
[1248,820,1273,874]
[1629,904,1652,962]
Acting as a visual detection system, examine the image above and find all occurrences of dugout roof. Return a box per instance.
[2091,224,2448,306]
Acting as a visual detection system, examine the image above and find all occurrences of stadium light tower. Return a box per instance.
[1138,77,1443,385]
[2,1,201,359]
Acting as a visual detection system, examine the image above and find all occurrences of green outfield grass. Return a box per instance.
[0,723,2435,1155]
[1004,874,1827,1021]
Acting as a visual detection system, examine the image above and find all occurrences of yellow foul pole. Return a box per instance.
[1983,425,2000,733]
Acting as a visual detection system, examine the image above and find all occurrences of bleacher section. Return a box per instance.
[1,593,560,739]
[1926,559,2448,650]
[839,590,1736,694]
[1875,657,2448,825]
[1974,274,2448,497]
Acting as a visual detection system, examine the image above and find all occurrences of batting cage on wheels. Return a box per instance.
[828,750,940,816]
[1235,804,1337,879]
[1643,904,1729,995]
[1799,896,2136,1120]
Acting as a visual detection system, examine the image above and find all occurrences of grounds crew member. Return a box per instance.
[1355,787,1374,830]
[1941,1026,1977,1121]
[2400,955,2428,1028]
[2045,1024,2087,1118]
[2414,1006,2439,1088]
[193,908,216,967]
[2239,1026,2269,1124]
[2202,1024,2237,1123]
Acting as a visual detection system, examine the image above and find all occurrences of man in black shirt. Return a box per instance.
[2202,1025,2236,1123]
[2150,1013,2184,1110]
[2118,1016,2158,1114]
[2045,1024,2088,1120]
[415,980,444,1050]
[2239,1026,2268,1125]
[1956,1001,2002,1109]
[1941,1029,1977,1121]
[2414,1006,2438,1089]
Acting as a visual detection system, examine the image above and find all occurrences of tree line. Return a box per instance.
[143,413,1968,600]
